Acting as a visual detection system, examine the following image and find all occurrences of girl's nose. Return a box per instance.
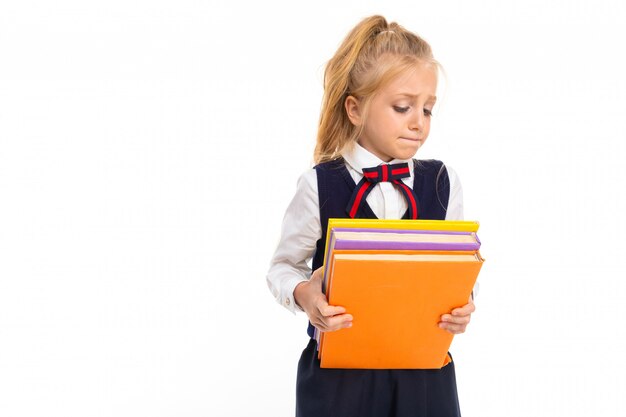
[409,111,424,132]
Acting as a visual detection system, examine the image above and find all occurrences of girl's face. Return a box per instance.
[345,64,438,162]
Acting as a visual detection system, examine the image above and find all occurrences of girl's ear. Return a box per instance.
[344,95,362,127]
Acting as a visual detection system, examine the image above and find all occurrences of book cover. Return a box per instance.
[318,250,483,369]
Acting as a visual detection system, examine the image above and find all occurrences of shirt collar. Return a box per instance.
[341,142,414,178]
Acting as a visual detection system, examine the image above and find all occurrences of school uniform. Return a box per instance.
[267,142,477,417]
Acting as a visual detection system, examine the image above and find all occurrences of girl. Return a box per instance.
[267,15,477,417]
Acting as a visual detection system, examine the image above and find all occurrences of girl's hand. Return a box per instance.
[439,296,475,334]
[294,266,353,332]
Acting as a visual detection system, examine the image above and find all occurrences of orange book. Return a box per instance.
[318,250,483,369]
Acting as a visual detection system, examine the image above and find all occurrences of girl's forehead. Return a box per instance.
[381,67,438,99]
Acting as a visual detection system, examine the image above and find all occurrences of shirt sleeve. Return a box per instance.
[266,168,322,314]
[444,164,480,300]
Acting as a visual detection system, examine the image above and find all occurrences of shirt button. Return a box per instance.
[285,298,291,306]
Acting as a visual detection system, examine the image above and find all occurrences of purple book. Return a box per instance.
[331,227,481,251]
[321,228,481,287]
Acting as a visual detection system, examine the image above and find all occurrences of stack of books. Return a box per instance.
[315,218,484,369]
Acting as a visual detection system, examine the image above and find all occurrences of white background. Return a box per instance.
[1,1,625,416]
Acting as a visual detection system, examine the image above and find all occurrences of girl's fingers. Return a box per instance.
[319,304,347,317]
[441,313,471,325]
[311,311,353,332]
[312,320,330,331]
[322,313,353,331]
[452,302,475,316]
[439,308,472,334]
[309,298,352,332]
[314,297,346,316]
[439,322,467,334]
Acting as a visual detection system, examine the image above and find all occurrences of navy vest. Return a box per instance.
[306,157,451,338]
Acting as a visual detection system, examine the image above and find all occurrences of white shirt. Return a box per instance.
[266,142,477,314]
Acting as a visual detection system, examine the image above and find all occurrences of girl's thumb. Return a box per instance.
[311,267,324,282]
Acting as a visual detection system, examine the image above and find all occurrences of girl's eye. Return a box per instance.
[394,106,433,117]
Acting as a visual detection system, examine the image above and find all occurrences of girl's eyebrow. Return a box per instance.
[394,93,437,101]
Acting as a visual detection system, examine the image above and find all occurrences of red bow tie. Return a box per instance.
[362,163,410,183]
[347,162,419,219]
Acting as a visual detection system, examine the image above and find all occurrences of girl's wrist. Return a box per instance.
[293,281,307,310]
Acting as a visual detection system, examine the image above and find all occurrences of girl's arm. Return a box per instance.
[266,169,321,314]
[265,168,353,332]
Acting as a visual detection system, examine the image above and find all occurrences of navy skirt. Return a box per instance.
[296,338,461,417]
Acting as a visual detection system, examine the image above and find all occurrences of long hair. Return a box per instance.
[314,15,442,164]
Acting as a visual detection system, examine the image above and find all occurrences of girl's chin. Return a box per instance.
[394,145,421,160]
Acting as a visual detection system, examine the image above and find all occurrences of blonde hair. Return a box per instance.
[314,15,442,164]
